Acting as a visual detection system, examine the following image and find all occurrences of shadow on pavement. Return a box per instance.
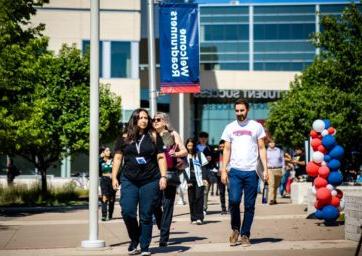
[250,238,283,244]
[168,235,207,245]
[151,245,191,254]
[0,205,89,218]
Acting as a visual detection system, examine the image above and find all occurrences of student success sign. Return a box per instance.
[159,3,200,94]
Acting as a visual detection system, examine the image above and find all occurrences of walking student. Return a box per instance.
[266,139,284,205]
[99,146,116,221]
[152,112,187,247]
[112,108,168,256]
[216,140,228,214]
[184,138,209,224]
[221,98,268,247]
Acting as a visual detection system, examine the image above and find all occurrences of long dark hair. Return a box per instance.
[185,138,197,157]
[125,108,153,144]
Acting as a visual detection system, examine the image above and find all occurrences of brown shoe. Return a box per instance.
[229,230,240,246]
[240,235,251,247]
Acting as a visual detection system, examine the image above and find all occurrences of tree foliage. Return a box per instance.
[0,0,122,194]
[266,4,362,154]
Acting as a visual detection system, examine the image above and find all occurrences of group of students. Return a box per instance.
[98,98,269,255]
[98,109,216,255]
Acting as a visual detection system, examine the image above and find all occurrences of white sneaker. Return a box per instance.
[141,252,151,256]
[176,200,185,205]
[191,221,197,224]
[196,219,203,225]
[128,248,140,255]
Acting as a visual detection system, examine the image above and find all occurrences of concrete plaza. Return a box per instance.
[0,194,358,256]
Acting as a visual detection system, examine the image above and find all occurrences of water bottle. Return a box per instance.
[262,182,269,204]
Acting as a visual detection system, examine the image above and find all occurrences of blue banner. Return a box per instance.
[159,3,200,94]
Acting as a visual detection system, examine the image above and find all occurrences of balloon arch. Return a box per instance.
[307,119,345,222]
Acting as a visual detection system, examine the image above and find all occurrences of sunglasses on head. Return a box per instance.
[153,118,162,122]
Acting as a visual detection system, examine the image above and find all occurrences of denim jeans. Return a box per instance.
[120,176,159,252]
[228,168,259,238]
[279,171,290,196]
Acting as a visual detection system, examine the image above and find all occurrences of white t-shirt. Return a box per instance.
[221,119,266,171]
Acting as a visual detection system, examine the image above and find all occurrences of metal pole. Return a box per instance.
[81,0,105,248]
[179,93,185,141]
[147,0,157,116]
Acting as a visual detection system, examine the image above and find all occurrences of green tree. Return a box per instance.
[0,0,122,194]
[266,4,362,154]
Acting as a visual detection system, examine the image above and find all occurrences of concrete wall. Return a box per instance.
[344,192,362,242]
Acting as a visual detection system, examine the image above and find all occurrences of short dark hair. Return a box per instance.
[219,139,225,145]
[199,131,209,138]
[234,98,249,110]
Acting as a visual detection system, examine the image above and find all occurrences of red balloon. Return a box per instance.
[318,166,330,179]
[330,196,340,207]
[306,161,320,177]
[317,187,332,203]
[336,189,343,199]
[314,176,328,188]
[317,144,327,154]
[315,200,328,209]
[328,127,336,135]
[311,138,322,150]
[310,130,319,138]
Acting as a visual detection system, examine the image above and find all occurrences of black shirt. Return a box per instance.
[114,132,164,183]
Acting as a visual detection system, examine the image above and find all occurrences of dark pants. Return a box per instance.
[228,169,258,238]
[154,185,177,243]
[188,182,204,221]
[120,177,159,252]
[217,175,227,211]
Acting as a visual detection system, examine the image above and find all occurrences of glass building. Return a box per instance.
[187,0,360,144]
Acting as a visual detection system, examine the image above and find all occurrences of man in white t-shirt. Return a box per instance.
[221,98,268,247]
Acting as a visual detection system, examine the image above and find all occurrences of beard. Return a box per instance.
[237,115,246,121]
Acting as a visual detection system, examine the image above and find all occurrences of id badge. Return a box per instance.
[136,157,147,165]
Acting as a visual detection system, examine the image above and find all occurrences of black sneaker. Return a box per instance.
[159,241,168,247]
[101,217,107,221]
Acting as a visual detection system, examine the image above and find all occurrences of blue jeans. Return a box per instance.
[228,169,259,238]
[279,171,290,196]
[120,177,160,252]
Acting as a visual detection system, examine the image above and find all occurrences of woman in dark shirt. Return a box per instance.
[112,108,167,256]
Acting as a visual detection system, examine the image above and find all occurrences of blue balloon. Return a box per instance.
[329,145,344,160]
[322,135,336,149]
[327,159,341,170]
[315,209,324,220]
[328,171,343,186]
[324,154,332,162]
[322,205,339,222]
[323,119,331,129]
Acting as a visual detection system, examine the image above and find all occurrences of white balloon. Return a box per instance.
[340,199,345,210]
[321,129,329,137]
[312,186,317,195]
[331,190,337,196]
[313,119,325,133]
[321,161,327,166]
[312,151,324,163]
[326,184,334,191]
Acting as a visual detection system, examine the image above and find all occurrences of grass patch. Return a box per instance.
[0,182,89,207]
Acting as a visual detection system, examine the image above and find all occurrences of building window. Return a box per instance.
[111,42,131,78]
[82,40,103,77]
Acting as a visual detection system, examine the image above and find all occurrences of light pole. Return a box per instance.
[81,0,105,248]
[147,0,157,116]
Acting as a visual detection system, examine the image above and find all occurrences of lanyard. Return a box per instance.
[135,135,145,155]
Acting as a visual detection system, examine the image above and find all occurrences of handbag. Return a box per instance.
[165,170,181,186]
[175,156,188,171]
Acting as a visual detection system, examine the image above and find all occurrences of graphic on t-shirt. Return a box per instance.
[233,130,252,136]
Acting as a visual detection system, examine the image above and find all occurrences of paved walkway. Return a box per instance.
[0,194,358,256]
